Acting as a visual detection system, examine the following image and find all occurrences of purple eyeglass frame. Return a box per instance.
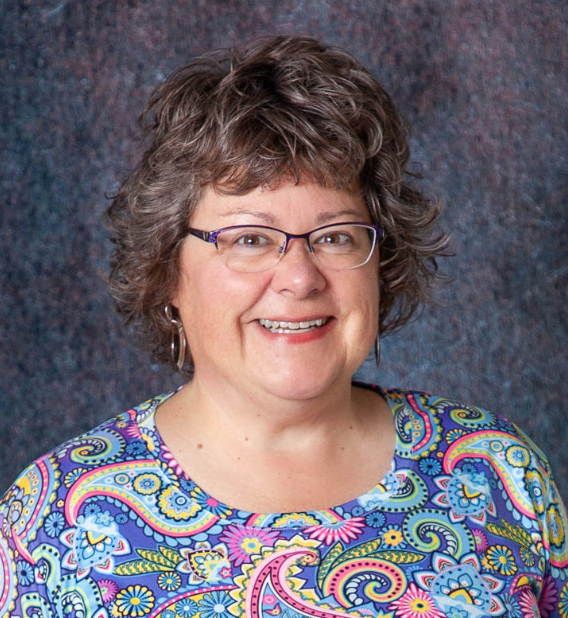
[186,221,384,263]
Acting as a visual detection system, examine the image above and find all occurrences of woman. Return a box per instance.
[1,36,567,618]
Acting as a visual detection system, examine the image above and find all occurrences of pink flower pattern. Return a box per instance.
[305,516,366,545]
[98,578,118,603]
[219,524,279,566]
[388,583,444,618]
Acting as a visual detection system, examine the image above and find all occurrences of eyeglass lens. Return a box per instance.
[216,224,377,272]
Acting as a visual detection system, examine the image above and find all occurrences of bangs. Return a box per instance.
[195,98,368,196]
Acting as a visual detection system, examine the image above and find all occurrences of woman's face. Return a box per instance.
[172,180,380,402]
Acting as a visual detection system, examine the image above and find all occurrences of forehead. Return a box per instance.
[192,181,370,226]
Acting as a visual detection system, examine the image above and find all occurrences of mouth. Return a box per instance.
[257,317,331,334]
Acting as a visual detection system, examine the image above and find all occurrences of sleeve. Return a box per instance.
[1,462,61,618]
[514,424,568,616]
[537,466,568,616]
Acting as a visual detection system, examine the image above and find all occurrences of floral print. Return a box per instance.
[484,544,518,576]
[156,571,181,591]
[114,584,155,616]
[99,578,119,603]
[1,385,567,617]
[558,581,568,617]
[382,524,406,548]
[175,598,199,617]
[15,560,34,586]
[199,590,233,617]
[305,514,366,544]
[220,524,279,566]
[389,583,445,618]
[158,485,201,520]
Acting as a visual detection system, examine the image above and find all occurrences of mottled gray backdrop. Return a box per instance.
[1,1,567,498]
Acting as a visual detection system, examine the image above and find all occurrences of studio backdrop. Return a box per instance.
[1,0,567,498]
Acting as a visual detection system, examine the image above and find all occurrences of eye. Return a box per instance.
[217,227,280,253]
[315,232,353,245]
[234,233,270,247]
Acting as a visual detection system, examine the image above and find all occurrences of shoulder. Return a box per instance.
[361,381,558,510]
[366,382,557,486]
[377,385,568,568]
[0,392,169,561]
[378,385,550,465]
[3,394,152,492]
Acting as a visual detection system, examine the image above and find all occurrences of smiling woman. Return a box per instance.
[1,36,567,618]
[168,182,380,407]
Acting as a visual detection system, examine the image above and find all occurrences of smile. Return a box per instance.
[258,317,330,334]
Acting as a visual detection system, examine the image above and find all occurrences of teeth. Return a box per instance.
[258,318,329,332]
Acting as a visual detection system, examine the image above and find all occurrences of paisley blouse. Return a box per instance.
[1,385,567,618]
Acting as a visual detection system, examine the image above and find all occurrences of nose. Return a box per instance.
[270,237,326,298]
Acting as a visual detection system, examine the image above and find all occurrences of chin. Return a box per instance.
[252,362,350,402]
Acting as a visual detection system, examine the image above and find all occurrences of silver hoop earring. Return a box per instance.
[165,305,186,372]
[375,333,381,368]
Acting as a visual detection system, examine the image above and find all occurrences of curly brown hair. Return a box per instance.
[106,35,448,372]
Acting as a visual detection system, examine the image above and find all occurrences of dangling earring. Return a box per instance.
[164,305,186,372]
[375,332,381,368]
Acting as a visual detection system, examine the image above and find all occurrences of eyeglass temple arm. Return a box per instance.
[186,228,220,243]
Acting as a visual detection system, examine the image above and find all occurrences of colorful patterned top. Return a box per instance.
[1,385,568,618]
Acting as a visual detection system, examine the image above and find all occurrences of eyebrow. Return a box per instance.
[219,209,277,225]
[314,209,365,225]
[219,208,365,227]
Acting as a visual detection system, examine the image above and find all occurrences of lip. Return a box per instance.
[257,315,332,323]
[254,316,335,344]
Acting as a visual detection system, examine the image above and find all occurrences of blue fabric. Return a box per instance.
[2,385,567,616]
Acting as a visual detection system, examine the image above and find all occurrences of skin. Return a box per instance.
[156,180,396,513]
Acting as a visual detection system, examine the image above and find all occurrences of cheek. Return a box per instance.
[348,268,380,320]
[355,280,380,346]
[174,263,268,335]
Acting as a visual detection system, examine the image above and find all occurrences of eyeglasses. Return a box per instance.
[186,222,384,273]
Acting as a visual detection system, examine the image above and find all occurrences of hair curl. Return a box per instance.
[105,35,448,372]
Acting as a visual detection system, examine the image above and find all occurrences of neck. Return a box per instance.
[164,371,362,453]
[154,371,394,514]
